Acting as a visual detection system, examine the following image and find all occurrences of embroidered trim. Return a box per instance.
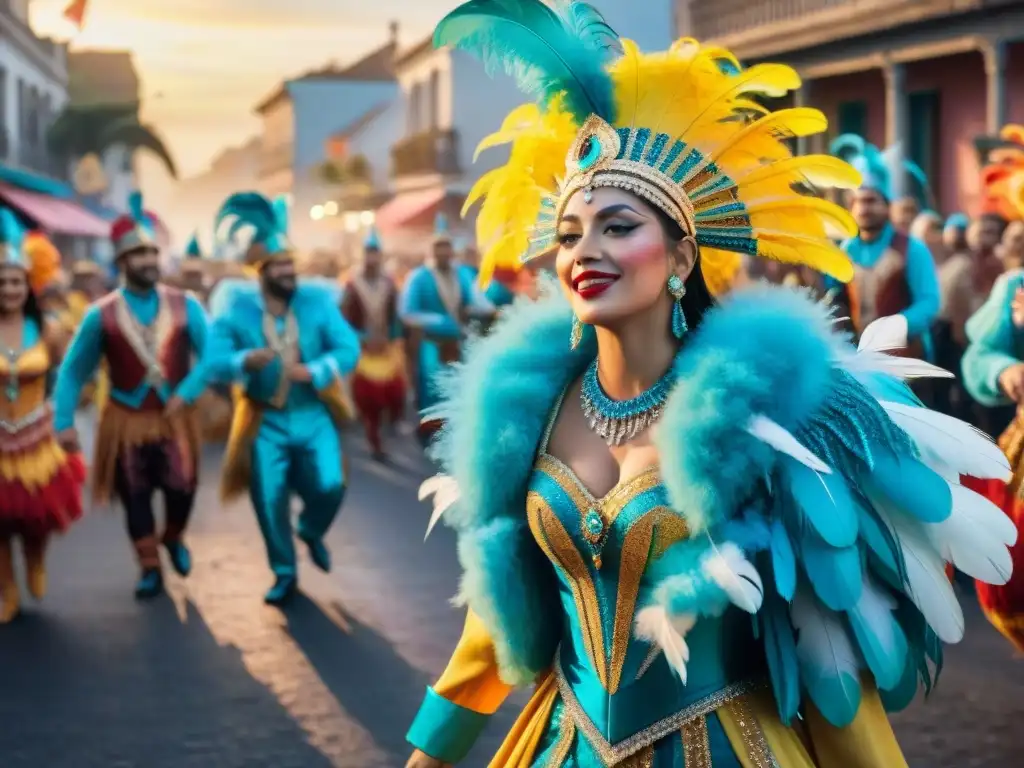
[428,266,463,323]
[261,310,299,408]
[352,275,392,339]
[722,696,780,768]
[681,716,711,768]
[113,287,173,389]
[0,402,49,434]
[554,646,761,765]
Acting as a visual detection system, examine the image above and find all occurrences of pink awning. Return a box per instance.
[375,188,447,232]
[0,182,110,238]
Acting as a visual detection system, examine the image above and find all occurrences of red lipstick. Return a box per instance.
[573,270,619,299]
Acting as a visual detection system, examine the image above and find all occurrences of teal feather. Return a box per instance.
[761,592,800,724]
[0,207,25,251]
[769,517,796,601]
[272,195,289,234]
[433,0,618,123]
[845,577,908,691]
[551,0,622,60]
[854,499,905,581]
[879,652,919,712]
[128,190,146,222]
[866,455,952,524]
[364,226,382,250]
[780,456,858,548]
[216,191,284,248]
[185,233,202,258]
[799,532,862,611]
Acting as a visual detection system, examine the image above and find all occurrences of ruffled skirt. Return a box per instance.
[0,417,86,538]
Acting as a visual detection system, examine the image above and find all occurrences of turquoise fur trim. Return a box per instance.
[654,286,839,534]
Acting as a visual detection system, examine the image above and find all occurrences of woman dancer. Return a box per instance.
[406,3,1015,766]
[0,210,85,622]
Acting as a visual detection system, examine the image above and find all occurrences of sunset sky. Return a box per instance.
[32,0,461,185]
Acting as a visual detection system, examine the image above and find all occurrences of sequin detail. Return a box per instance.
[681,716,712,768]
[722,696,780,768]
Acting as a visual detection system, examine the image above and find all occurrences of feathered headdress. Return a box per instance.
[830,135,931,208]
[977,124,1024,221]
[944,212,969,232]
[214,191,291,269]
[0,210,63,295]
[111,190,160,258]
[440,0,860,289]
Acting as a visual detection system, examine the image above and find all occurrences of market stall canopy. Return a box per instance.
[0,183,110,237]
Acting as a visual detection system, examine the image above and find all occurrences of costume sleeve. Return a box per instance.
[406,610,515,764]
[399,271,463,338]
[53,306,104,432]
[306,301,361,391]
[462,270,497,317]
[171,294,211,404]
[901,238,940,337]
[962,271,1024,407]
[207,313,249,385]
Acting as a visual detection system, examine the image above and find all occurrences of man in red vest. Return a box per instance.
[53,192,210,599]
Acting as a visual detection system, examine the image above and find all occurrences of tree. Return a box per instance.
[47,104,178,179]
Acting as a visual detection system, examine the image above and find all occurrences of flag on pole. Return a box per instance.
[63,0,89,30]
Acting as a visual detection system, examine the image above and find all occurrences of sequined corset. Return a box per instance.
[526,451,763,757]
[0,343,51,440]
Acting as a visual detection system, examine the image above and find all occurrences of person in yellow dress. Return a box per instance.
[405,3,1017,766]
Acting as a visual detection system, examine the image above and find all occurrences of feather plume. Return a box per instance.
[858,315,909,353]
[762,593,800,723]
[746,414,831,474]
[791,587,862,727]
[735,155,862,193]
[634,606,694,684]
[709,108,828,166]
[419,474,462,540]
[846,574,908,691]
[0,207,25,252]
[701,543,764,613]
[926,483,1015,584]
[128,190,146,222]
[434,0,618,123]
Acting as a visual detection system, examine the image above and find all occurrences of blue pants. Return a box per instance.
[248,416,346,578]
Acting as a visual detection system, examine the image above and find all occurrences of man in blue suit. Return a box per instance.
[208,192,360,604]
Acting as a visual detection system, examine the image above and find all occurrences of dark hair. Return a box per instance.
[654,207,716,332]
[979,212,1009,238]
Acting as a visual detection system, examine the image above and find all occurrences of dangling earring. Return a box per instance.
[667,273,688,339]
[570,315,584,350]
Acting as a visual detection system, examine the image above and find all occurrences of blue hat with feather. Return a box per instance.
[215,191,291,268]
[944,212,969,232]
[184,232,202,259]
[363,225,382,252]
[830,135,931,207]
[432,212,451,245]
[0,207,28,271]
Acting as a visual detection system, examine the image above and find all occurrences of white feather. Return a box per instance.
[418,474,461,540]
[925,483,1016,584]
[853,351,954,380]
[746,415,832,474]
[702,543,765,614]
[880,401,1012,482]
[885,512,965,643]
[858,315,909,353]
[791,587,862,696]
[634,606,694,684]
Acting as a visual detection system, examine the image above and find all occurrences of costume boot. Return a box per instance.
[0,538,20,623]
[23,536,47,600]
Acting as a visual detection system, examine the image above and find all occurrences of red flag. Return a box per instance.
[63,0,88,30]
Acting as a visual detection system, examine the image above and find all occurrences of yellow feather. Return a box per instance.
[755,231,854,281]
[732,196,858,237]
[473,103,545,161]
[463,168,504,217]
[700,248,743,295]
[736,155,863,191]
[708,108,827,167]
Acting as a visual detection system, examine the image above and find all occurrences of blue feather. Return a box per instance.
[434,0,618,123]
[0,207,25,250]
[781,456,858,548]
[761,593,800,724]
[272,195,289,234]
[721,508,772,552]
[800,532,862,611]
[866,454,952,524]
[551,0,623,60]
[216,191,285,250]
[128,190,146,222]
[846,578,908,691]
[770,518,796,601]
[185,233,202,258]
[858,371,923,408]
[878,654,918,713]
[854,499,905,580]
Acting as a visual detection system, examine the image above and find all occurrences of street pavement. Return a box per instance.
[0,411,1022,767]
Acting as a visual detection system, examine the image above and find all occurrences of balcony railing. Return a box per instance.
[391,129,461,179]
[691,0,855,41]
[260,142,293,177]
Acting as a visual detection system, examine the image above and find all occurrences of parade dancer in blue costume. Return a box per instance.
[829,135,940,360]
[208,192,360,605]
[53,192,209,599]
[403,4,1016,766]
[399,214,494,444]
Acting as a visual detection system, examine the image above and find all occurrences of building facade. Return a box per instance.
[679,0,1024,216]
[0,0,68,179]
[253,23,398,251]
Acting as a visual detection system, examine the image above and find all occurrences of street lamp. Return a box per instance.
[359,210,375,226]
[310,204,324,220]
[324,201,339,216]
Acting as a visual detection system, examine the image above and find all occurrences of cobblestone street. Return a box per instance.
[0,414,1020,766]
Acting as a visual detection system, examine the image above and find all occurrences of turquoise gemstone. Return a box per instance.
[584,509,603,535]
[578,136,601,171]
